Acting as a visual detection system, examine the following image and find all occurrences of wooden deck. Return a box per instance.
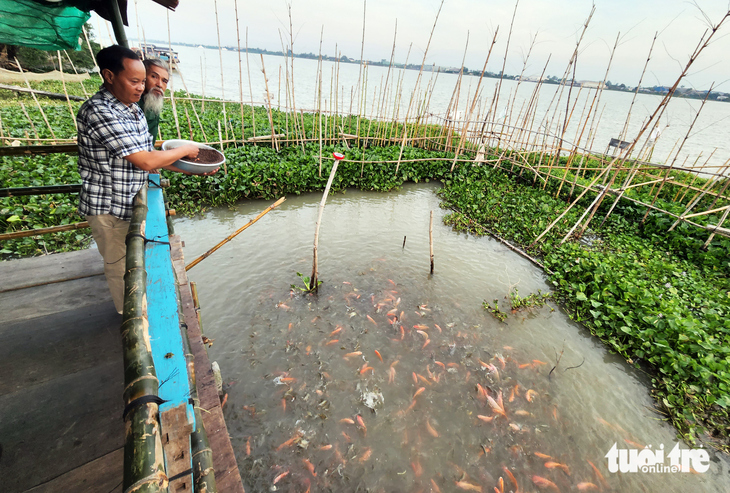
[0,246,244,493]
[0,249,124,493]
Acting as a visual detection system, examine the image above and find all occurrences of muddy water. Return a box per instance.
[175,183,729,492]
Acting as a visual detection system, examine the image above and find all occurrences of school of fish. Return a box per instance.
[225,272,655,493]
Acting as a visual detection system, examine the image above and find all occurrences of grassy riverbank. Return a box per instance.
[1,81,728,450]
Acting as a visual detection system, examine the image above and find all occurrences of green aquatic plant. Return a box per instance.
[483,299,507,322]
[291,272,321,293]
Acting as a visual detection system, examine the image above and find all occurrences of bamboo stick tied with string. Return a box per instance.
[311,152,346,291]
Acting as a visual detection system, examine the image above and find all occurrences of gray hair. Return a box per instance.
[143,58,169,74]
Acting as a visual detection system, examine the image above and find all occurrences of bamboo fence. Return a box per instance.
[3,4,730,249]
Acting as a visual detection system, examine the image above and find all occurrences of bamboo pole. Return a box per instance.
[186,197,285,271]
[62,50,89,98]
[450,30,498,172]
[121,186,167,493]
[19,101,39,143]
[234,0,246,145]
[166,12,181,139]
[260,55,279,151]
[13,57,56,139]
[311,153,346,291]
[245,28,257,143]
[0,221,89,241]
[429,210,434,274]
[355,0,367,148]
[213,0,229,142]
[56,52,77,131]
[703,207,730,248]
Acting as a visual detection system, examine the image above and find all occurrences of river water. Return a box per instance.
[167,45,730,174]
[175,183,729,492]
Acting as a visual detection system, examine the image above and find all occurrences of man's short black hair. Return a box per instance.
[96,45,140,75]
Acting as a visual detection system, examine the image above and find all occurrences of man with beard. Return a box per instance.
[138,58,169,139]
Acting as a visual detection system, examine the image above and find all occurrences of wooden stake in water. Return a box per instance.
[311,152,346,292]
[429,211,434,274]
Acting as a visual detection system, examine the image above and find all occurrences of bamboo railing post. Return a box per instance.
[121,186,168,493]
[311,153,345,291]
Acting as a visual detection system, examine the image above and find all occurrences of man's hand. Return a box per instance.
[181,144,200,160]
[200,167,220,176]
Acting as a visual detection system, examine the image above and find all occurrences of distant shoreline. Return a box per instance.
[139,38,728,104]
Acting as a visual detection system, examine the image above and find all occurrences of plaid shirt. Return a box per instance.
[77,87,153,221]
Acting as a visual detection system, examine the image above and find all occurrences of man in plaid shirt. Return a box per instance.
[77,45,216,314]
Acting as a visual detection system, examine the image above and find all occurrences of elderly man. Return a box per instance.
[138,58,169,139]
[77,45,214,314]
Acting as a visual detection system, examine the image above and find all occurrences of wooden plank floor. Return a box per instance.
[0,249,125,493]
[1,246,245,492]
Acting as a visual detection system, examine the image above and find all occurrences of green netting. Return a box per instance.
[0,0,90,51]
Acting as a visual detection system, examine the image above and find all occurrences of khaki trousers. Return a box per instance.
[86,214,130,314]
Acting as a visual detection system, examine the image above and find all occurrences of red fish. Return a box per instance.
[356,415,367,435]
[358,448,372,462]
[360,366,374,375]
[245,436,251,456]
[476,383,488,402]
[525,389,538,402]
[319,444,332,451]
[325,339,339,346]
[413,387,426,399]
[273,470,289,484]
[576,483,599,491]
[477,415,494,423]
[422,339,431,349]
[434,324,443,333]
[411,459,423,477]
[455,480,482,492]
[434,360,445,369]
[534,452,552,460]
[302,458,317,477]
[587,460,608,490]
[344,351,362,358]
[545,461,570,475]
[425,419,439,437]
[367,315,378,326]
[374,350,383,362]
[531,476,560,492]
[340,418,355,424]
[502,466,518,492]
[487,395,506,417]
[431,479,442,493]
[330,327,342,336]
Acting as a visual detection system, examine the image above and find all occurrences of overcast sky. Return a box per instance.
[95,0,730,91]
